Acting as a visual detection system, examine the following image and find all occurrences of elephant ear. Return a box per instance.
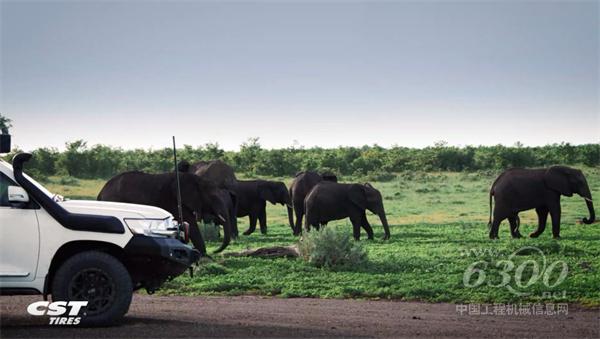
[170,174,201,214]
[177,160,191,172]
[544,166,573,197]
[348,184,367,210]
[258,182,277,204]
[321,172,338,183]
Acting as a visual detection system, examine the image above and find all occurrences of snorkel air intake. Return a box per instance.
[12,153,125,234]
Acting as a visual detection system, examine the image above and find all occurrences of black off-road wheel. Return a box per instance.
[51,251,133,326]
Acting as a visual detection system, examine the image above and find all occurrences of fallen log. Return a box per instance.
[225,245,299,258]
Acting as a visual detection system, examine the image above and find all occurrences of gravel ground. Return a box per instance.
[1,294,599,338]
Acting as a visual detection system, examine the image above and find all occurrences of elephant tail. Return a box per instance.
[487,170,508,229]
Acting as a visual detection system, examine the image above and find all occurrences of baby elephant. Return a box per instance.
[234,180,292,235]
[489,166,595,239]
[304,182,391,240]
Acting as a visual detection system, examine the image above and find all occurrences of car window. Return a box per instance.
[0,172,18,207]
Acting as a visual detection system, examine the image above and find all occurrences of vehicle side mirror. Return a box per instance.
[0,134,10,153]
[8,186,29,204]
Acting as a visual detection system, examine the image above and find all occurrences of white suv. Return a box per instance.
[0,152,199,326]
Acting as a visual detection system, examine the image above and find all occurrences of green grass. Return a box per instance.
[44,168,600,305]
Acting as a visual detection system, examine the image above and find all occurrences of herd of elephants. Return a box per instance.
[97,160,596,257]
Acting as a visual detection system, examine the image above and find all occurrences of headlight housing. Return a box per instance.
[124,217,178,237]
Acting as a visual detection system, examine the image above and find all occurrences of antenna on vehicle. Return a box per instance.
[172,136,184,227]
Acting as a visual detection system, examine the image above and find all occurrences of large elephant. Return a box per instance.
[97,171,232,255]
[178,160,237,190]
[488,166,595,239]
[200,188,239,238]
[178,159,239,237]
[304,182,391,240]
[234,180,292,235]
[289,171,338,236]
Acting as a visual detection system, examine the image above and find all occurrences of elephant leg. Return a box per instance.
[489,211,504,239]
[243,214,258,236]
[508,215,522,238]
[549,203,562,239]
[258,207,267,235]
[360,212,374,240]
[303,214,310,233]
[303,219,319,233]
[229,203,238,239]
[530,207,548,238]
[304,200,317,233]
[349,215,362,240]
[231,214,239,239]
[294,205,304,236]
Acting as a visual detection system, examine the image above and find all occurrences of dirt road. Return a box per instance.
[1,294,598,338]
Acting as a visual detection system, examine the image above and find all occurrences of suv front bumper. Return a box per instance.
[124,235,200,291]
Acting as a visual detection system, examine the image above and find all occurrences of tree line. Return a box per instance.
[2,139,598,180]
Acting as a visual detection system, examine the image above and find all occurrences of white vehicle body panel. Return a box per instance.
[0,160,173,293]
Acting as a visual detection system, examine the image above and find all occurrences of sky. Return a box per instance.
[1,1,598,151]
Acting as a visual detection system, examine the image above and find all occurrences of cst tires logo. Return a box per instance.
[463,246,569,297]
[27,301,88,325]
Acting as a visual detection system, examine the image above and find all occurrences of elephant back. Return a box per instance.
[192,160,237,190]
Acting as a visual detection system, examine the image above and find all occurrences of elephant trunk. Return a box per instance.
[582,198,595,224]
[580,182,595,224]
[378,210,391,240]
[213,214,231,253]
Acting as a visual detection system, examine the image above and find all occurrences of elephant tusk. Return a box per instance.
[217,214,227,223]
[584,197,593,202]
[286,203,293,209]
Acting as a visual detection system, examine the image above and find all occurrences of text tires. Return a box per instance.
[51,251,133,326]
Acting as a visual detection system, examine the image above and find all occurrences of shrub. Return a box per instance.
[298,227,367,269]
[198,222,220,242]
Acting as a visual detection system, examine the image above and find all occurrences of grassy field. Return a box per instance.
[43,168,600,305]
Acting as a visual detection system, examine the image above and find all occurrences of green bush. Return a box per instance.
[199,222,220,242]
[298,227,367,269]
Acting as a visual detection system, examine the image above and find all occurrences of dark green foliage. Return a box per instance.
[2,139,598,179]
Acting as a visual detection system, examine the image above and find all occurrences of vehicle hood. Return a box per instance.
[59,200,172,220]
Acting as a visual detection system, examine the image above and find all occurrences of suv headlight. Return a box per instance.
[124,218,178,237]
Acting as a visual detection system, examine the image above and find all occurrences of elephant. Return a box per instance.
[97,171,233,255]
[178,159,239,237]
[233,180,293,235]
[304,182,391,240]
[178,160,237,190]
[488,166,595,239]
[200,188,239,238]
[289,171,338,236]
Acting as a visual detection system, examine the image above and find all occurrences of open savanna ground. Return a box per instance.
[43,167,600,306]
